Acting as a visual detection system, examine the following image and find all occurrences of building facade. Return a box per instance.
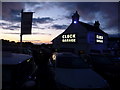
[52,11,108,54]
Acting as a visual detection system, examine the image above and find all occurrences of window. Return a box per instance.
[56,56,89,68]
[91,55,113,65]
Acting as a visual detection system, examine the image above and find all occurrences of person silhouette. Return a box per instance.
[32,48,56,89]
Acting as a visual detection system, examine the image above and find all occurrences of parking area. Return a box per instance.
[2,50,120,90]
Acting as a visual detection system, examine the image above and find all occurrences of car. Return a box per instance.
[2,52,37,90]
[84,54,120,79]
[49,52,110,89]
[83,54,120,90]
[111,56,120,65]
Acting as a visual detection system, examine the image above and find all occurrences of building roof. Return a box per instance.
[52,21,108,42]
[79,21,108,35]
[52,11,108,42]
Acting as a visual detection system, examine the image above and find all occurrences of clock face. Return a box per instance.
[61,34,77,43]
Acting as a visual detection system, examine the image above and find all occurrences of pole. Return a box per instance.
[20,34,22,53]
[20,9,23,53]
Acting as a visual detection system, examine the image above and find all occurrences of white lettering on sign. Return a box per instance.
[96,35,103,39]
[96,35,103,43]
[96,39,103,43]
[62,34,76,43]
[62,39,76,42]
[62,34,76,39]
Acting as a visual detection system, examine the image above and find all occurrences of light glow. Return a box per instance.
[27,59,31,62]
[74,21,77,24]
[52,54,56,60]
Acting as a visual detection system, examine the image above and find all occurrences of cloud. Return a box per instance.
[57,2,119,36]
[3,32,51,36]
[2,2,24,21]
[9,9,21,22]
[24,2,56,12]
[32,23,46,29]
[33,17,54,24]
[1,2,119,37]
[51,24,68,30]
[32,32,51,35]
[4,32,20,34]
[62,2,118,29]
[0,22,8,26]
[2,25,20,30]
[23,40,40,42]
[59,2,117,19]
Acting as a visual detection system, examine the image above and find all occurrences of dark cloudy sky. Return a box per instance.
[0,2,119,44]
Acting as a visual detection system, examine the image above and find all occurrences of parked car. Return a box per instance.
[49,52,109,89]
[111,56,120,65]
[2,52,37,90]
[84,54,120,80]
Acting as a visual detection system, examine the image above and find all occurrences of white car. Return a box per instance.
[49,52,110,89]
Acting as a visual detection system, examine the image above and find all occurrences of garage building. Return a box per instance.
[52,11,108,54]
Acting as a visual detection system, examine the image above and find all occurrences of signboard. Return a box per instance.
[62,34,77,43]
[21,12,33,34]
[96,34,103,43]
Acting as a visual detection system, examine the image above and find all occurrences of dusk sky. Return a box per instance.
[0,1,119,44]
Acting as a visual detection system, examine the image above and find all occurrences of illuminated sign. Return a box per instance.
[96,35,103,43]
[62,34,76,43]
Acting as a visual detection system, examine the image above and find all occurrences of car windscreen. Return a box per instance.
[56,56,89,68]
[112,57,120,61]
[91,55,113,65]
